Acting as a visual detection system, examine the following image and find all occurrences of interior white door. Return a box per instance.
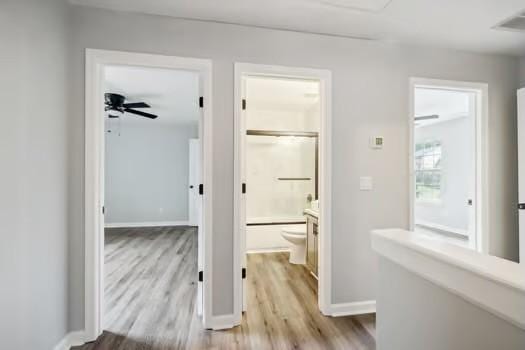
[517,88,525,263]
[188,139,200,227]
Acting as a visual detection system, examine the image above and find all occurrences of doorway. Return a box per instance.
[409,78,488,252]
[234,63,332,323]
[84,50,213,341]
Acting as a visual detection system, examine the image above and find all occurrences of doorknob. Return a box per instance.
[189,185,194,189]
[467,199,473,206]
[518,203,525,210]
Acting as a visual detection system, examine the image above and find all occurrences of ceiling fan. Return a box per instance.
[104,93,158,119]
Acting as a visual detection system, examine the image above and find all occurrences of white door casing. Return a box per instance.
[517,88,525,263]
[188,139,200,227]
[85,49,214,341]
[234,63,332,324]
[408,77,489,253]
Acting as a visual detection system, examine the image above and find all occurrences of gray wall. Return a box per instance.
[67,5,520,329]
[104,122,198,224]
[0,0,70,348]
[519,57,525,88]
[377,257,525,350]
[415,117,470,231]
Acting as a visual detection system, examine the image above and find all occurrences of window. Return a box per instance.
[415,140,442,201]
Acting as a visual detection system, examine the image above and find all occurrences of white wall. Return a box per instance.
[415,117,471,232]
[377,257,525,350]
[519,57,525,88]
[0,0,70,348]
[66,5,520,328]
[104,122,198,225]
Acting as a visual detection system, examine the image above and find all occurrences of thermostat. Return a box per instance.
[370,136,384,149]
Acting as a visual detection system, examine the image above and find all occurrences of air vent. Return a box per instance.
[318,0,392,13]
[494,10,525,32]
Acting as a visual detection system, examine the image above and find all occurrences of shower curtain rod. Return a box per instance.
[246,130,318,137]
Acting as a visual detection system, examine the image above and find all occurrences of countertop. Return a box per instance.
[304,209,319,218]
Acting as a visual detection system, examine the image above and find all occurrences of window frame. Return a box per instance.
[414,139,443,204]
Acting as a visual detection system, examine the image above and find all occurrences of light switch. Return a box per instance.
[360,176,373,191]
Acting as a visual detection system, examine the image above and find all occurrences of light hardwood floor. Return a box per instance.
[73,226,375,350]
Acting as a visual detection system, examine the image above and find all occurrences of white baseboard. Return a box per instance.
[329,300,376,317]
[246,247,290,254]
[53,331,85,350]
[210,314,236,330]
[105,221,191,228]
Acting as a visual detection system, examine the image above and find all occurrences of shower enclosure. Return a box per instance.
[245,130,318,252]
[246,131,318,225]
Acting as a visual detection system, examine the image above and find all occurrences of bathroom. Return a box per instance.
[243,75,321,288]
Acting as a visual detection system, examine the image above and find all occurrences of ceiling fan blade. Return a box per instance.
[123,102,150,109]
[124,108,158,119]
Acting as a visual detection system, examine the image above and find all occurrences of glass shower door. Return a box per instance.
[246,135,316,223]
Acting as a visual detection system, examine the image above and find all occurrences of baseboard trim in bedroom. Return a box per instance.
[105,221,191,228]
[53,331,86,350]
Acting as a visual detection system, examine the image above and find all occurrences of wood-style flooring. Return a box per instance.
[73,226,375,350]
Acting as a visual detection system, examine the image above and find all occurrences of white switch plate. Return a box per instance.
[360,176,373,190]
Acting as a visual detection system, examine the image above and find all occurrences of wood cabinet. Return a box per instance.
[306,213,319,278]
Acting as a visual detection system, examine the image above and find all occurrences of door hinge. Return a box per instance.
[242,183,246,194]
[198,270,203,282]
[242,267,246,279]
[242,99,246,110]
[199,184,204,195]
[199,96,204,108]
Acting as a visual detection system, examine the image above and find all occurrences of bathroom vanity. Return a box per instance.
[304,209,319,278]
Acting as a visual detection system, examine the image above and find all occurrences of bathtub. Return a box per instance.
[246,216,306,253]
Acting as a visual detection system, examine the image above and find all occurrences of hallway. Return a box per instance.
[74,227,375,350]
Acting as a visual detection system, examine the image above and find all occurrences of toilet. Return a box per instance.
[281,226,307,264]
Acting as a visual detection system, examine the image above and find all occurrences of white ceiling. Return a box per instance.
[104,65,199,125]
[415,87,471,127]
[71,0,525,55]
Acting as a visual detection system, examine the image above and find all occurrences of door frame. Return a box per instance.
[84,49,214,341]
[188,139,200,227]
[233,63,332,323]
[408,77,489,253]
